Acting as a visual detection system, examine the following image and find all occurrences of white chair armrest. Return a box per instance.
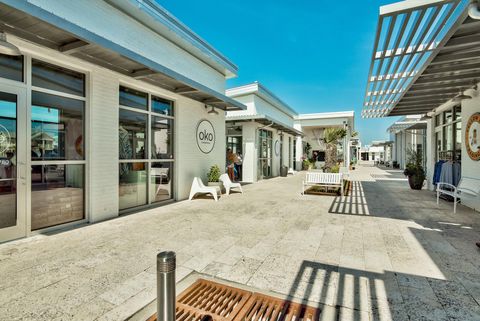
[437,182,457,191]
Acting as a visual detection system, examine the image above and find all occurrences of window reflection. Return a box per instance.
[32,59,85,96]
[151,116,172,159]
[0,54,23,82]
[150,162,172,203]
[119,109,147,159]
[152,95,173,115]
[0,92,17,229]
[119,86,147,110]
[31,91,84,161]
[31,164,84,230]
[119,162,147,210]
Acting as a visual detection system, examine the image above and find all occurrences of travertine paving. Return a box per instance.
[1,164,480,321]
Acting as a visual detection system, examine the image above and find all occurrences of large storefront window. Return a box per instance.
[435,106,461,161]
[258,129,272,180]
[119,87,174,211]
[30,61,86,230]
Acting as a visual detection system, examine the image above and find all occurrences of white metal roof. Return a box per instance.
[387,115,427,132]
[226,82,298,117]
[362,0,475,118]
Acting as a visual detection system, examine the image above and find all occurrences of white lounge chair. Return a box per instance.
[437,177,480,213]
[219,173,243,196]
[302,172,343,196]
[188,177,218,201]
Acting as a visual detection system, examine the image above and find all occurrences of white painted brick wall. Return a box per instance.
[175,101,226,200]
[89,69,120,222]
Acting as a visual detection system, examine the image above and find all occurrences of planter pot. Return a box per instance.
[280,166,288,177]
[207,181,223,193]
[407,175,425,190]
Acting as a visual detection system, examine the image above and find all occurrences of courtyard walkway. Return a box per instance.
[1,164,479,321]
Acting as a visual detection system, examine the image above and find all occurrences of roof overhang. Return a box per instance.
[387,116,428,133]
[226,114,304,137]
[226,82,298,117]
[371,140,394,147]
[0,1,245,111]
[362,0,479,118]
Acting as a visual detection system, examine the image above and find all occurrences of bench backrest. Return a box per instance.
[306,172,342,184]
[458,177,480,196]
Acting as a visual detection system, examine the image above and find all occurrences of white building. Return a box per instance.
[226,82,355,182]
[387,116,427,169]
[0,0,246,242]
[363,0,480,211]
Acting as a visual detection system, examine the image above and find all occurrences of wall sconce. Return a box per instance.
[205,105,219,115]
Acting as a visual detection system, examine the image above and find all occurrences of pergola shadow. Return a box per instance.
[280,260,402,321]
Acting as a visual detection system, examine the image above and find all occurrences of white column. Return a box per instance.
[241,122,257,183]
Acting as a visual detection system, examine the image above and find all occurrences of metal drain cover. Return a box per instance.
[148,279,320,321]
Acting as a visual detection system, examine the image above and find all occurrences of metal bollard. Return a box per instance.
[157,251,176,321]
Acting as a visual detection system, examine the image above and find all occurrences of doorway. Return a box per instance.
[0,85,27,242]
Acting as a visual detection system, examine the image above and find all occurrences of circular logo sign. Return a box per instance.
[274,140,280,156]
[196,119,216,154]
[466,112,480,161]
[0,124,11,154]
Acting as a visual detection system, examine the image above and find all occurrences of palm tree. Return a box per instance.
[323,127,347,170]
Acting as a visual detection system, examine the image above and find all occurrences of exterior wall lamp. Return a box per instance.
[0,32,21,56]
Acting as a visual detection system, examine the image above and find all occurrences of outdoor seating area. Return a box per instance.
[1,1,480,321]
[1,164,479,321]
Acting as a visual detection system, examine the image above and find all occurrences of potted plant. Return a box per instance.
[207,165,222,188]
[403,148,425,190]
[350,160,356,170]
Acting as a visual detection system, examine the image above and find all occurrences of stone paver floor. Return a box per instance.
[1,163,480,321]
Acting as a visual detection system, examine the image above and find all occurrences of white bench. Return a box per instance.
[437,177,480,213]
[302,172,343,196]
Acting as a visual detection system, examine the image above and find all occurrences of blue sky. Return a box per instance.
[160,0,399,144]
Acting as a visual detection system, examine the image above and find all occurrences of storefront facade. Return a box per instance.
[387,116,427,169]
[226,83,355,182]
[0,0,245,242]
[294,112,355,170]
[363,0,480,211]
[225,83,301,182]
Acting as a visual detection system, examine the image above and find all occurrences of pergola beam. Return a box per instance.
[58,40,89,54]
[130,68,157,79]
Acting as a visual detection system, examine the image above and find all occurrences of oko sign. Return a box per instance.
[196,119,216,154]
[0,124,11,154]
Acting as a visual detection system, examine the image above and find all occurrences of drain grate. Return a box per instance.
[236,293,320,321]
[148,279,320,321]
[148,279,252,321]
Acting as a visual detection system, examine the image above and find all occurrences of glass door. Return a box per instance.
[0,85,27,242]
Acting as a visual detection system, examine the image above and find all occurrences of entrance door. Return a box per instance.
[0,85,27,242]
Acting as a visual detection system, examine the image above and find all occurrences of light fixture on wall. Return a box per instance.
[205,105,219,115]
[0,32,21,56]
[452,90,472,102]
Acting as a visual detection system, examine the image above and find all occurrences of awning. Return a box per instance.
[226,114,304,136]
[362,0,477,118]
[371,140,394,147]
[0,1,245,111]
[387,118,427,133]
